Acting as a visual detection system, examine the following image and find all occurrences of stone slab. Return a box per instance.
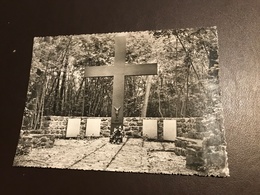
[163,120,177,141]
[143,119,157,139]
[66,118,81,138]
[86,119,101,137]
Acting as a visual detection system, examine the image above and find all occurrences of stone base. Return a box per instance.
[174,137,204,171]
[16,134,55,155]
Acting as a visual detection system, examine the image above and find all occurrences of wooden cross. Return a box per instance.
[85,35,157,134]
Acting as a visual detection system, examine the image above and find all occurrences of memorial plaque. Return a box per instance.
[85,119,101,137]
[66,118,81,138]
[143,119,157,139]
[163,120,177,141]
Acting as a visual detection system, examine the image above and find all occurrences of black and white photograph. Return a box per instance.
[13,27,229,177]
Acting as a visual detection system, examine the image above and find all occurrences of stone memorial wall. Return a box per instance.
[15,133,55,155]
[40,116,205,140]
[172,113,228,176]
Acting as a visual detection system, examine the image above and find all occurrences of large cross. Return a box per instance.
[85,35,157,134]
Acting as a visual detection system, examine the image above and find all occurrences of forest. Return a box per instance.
[23,27,220,129]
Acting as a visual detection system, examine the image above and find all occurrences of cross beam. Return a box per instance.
[85,35,157,134]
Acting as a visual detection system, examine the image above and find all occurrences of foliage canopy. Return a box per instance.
[23,27,220,129]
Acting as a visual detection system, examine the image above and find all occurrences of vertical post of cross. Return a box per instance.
[110,35,126,134]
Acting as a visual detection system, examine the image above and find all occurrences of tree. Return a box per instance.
[23,27,220,129]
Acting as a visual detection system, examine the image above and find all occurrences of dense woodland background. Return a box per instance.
[24,27,220,129]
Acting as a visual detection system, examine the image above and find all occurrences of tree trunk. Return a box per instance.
[33,95,40,130]
[141,76,152,117]
[39,63,49,129]
[44,77,58,109]
[158,77,164,117]
[34,87,43,130]
[76,79,85,103]
[52,75,60,115]
[185,65,190,117]
[60,59,68,115]
[81,78,86,116]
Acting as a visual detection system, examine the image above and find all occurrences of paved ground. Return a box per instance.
[13,138,199,175]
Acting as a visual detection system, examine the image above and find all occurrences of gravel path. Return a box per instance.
[13,138,199,175]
